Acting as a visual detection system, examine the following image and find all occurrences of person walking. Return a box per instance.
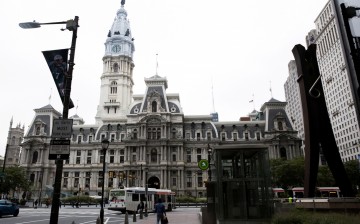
[34,199,38,209]
[154,198,166,224]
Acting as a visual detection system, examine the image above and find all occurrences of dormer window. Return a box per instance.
[36,127,40,135]
[278,121,283,130]
[152,101,157,112]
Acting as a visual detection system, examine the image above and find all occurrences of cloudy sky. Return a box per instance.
[0,0,331,156]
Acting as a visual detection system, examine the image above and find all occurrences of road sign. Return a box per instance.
[49,139,70,160]
[52,119,73,138]
[198,159,209,170]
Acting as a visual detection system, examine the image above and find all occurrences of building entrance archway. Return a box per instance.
[148,176,160,189]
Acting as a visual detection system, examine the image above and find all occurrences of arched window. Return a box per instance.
[36,127,40,135]
[151,149,157,163]
[278,121,283,130]
[11,136,16,145]
[152,101,157,112]
[32,151,38,164]
[113,63,119,72]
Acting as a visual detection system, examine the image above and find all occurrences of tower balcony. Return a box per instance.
[104,102,120,108]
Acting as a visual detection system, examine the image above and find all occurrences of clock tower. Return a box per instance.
[96,0,135,124]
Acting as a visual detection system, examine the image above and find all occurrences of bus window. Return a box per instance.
[132,193,140,202]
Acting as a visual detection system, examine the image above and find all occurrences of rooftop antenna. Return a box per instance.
[76,100,79,114]
[49,88,52,104]
[270,81,273,98]
[156,53,159,75]
[249,93,255,110]
[211,76,216,113]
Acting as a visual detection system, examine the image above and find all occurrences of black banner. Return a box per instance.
[43,49,74,109]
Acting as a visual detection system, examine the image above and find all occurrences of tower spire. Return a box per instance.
[121,0,125,6]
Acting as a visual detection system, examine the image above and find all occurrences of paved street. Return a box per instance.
[0,206,201,224]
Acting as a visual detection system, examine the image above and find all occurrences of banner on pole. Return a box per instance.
[43,49,74,109]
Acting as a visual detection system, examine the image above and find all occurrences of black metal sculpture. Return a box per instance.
[292,44,354,197]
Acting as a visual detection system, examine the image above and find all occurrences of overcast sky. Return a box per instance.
[0,0,331,156]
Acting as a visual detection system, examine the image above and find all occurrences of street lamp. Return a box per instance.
[100,139,109,224]
[19,16,79,224]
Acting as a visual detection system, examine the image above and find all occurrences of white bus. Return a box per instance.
[108,187,176,213]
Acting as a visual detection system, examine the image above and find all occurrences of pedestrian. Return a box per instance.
[137,200,144,213]
[154,198,166,224]
[34,199,38,209]
[59,200,62,208]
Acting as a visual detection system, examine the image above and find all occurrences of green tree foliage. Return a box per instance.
[0,166,31,194]
[270,157,305,189]
[344,160,360,194]
[316,165,335,187]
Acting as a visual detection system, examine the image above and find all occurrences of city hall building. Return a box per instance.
[5,1,301,222]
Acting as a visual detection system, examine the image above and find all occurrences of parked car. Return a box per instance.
[0,200,19,217]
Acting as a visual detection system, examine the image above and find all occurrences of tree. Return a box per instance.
[270,157,305,189]
[316,165,335,187]
[0,166,31,196]
[344,160,360,194]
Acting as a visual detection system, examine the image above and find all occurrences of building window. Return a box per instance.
[152,101,157,112]
[87,150,92,164]
[110,81,117,94]
[278,121,283,130]
[109,150,115,163]
[197,172,203,187]
[197,148,202,162]
[132,154,136,162]
[99,150,104,163]
[256,132,261,140]
[108,171,114,188]
[120,149,124,163]
[245,132,249,140]
[85,172,91,188]
[120,133,125,142]
[172,177,177,187]
[197,133,200,140]
[172,154,176,162]
[88,135,93,143]
[110,134,115,142]
[207,132,211,140]
[233,133,237,141]
[186,133,190,140]
[186,149,191,163]
[221,133,226,141]
[77,136,82,144]
[151,149,157,163]
[74,172,79,188]
[98,171,103,188]
[76,150,81,164]
[186,171,192,187]
[32,151,38,164]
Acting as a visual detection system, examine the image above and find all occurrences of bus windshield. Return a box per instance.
[110,190,125,197]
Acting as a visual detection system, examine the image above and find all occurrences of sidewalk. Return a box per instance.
[127,208,202,224]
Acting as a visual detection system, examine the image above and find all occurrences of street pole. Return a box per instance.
[100,139,109,224]
[49,16,79,224]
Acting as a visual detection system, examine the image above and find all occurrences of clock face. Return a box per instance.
[112,44,121,53]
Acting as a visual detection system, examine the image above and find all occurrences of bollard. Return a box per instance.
[133,212,137,222]
[140,209,143,219]
[96,216,101,224]
[124,212,129,224]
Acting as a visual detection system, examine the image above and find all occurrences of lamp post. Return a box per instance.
[144,167,148,217]
[208,147,212,182]
[19,16,79,224]
[100,139,109,224]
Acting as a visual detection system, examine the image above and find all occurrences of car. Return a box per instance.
[0,200,19,218]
